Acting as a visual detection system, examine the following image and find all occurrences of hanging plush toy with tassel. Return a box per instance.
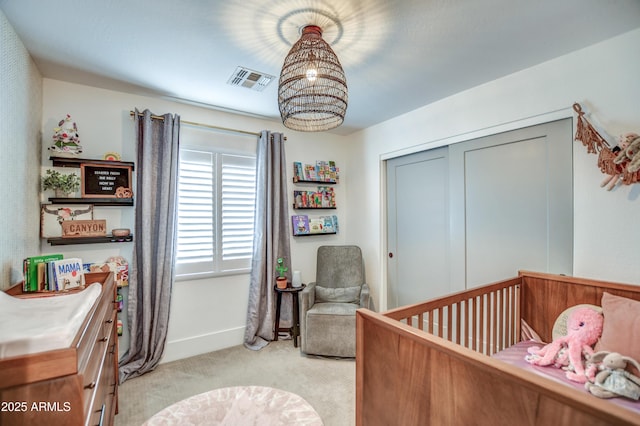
[599,132,636,190]
[573,103,640,190]
[614,132,640,174]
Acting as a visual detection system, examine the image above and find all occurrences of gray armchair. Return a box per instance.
[300,245,369,357]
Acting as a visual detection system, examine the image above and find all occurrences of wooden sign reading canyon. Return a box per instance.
[61,219,107,238]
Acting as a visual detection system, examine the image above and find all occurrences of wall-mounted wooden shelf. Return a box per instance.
[48,197,134,206]
[50,156,135,170]
[293,178,336,184]
[292,206,336,210]
[293,232,337,237]
[47,234,134,246]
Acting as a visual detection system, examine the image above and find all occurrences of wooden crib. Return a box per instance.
[356,271,640,426]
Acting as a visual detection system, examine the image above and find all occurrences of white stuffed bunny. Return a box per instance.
[584,351,640,400]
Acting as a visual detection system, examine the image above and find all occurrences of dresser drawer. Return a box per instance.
[82,309,116,421]
[86,340,117,426]
[77,288,112,374]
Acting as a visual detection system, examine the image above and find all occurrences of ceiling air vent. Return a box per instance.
[227,67,274,92]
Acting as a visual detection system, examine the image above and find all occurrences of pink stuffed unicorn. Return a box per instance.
[525,307,604,383]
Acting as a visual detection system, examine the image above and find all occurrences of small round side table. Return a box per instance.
[273,283,306,347]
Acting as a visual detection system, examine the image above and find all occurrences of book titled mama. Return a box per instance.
[51,258,85,291]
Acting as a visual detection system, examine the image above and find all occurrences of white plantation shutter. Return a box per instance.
[176,148,256,278]
[220,154,256,271]
[176,149,215,276]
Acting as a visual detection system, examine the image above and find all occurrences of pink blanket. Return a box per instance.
[492,340,640,414]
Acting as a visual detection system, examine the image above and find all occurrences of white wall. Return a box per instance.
[0,10,42,290]
[40,79,349,362]
[348,28,640,311]
[33,28,640,362]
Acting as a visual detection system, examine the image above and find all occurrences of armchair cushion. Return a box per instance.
[315,285,361,303]
[305,303,359,357]
[308,302,359,316]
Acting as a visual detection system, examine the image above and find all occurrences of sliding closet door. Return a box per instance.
[448,118,573,288]
[386,118,573,308]
[386,147,449,309]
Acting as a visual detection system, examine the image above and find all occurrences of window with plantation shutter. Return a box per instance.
[176,147,256,278]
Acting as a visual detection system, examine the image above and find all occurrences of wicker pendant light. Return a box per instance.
[278,25,348,132]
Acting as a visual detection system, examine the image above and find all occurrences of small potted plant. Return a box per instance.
[276,257,288,289]
[42,169,81,197]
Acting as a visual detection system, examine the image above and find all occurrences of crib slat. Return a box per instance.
[496,290,501,352]
[470,296,477,351]
[491,291,498,355]
[428,310,434,334]
[462,300,468,348]
[508,286,515,347]
[514,285,521,344]
[455,302,461,345]
[495,289,504,352]
[479,294,485,354]
[447,305,452,340]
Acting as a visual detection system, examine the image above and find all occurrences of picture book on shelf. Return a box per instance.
[322,216,336,233]
[51,258,85,291]
[293,162,304,181]
[292,215,310,235]
[309,217,324,233]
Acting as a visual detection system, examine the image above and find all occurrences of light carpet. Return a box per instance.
[116,340,354,426]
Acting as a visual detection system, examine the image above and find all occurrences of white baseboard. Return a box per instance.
[160,326,246,364]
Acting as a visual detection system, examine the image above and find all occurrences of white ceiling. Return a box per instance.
[2,0,639,135]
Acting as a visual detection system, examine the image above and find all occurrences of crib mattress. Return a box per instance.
[0,282,102,358]
[493,340,640,414]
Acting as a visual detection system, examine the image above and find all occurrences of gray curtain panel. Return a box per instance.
[244,131,292,350]
[119,109,180,383]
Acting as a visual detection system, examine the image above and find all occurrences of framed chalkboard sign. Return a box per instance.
[81,163,133,198]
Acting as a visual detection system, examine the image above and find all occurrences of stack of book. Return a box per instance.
[293,187,336,208]
[22,255,85,292]
[291,215,339,236]
[293,161,339,183]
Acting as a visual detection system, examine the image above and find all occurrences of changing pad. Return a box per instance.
[0,283,102,358]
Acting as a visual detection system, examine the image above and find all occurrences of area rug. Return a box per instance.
[143,385,324,425]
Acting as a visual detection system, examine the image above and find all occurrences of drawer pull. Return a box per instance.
[97,403,106,426]
[106,319,114,324]
[99,337,108,342]
[85,381,96,389]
